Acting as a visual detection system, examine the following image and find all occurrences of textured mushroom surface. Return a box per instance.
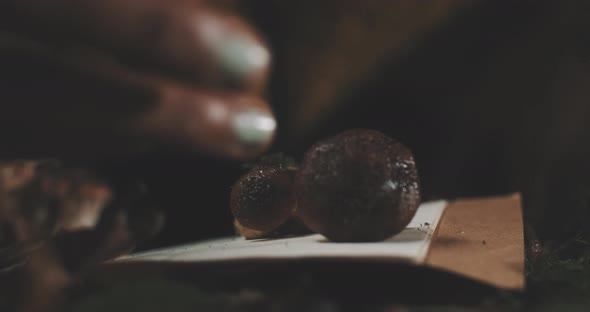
[295,129,420,242]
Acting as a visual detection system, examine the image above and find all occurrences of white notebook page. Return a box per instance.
[117,200,447,264]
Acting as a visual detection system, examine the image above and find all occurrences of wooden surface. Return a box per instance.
[425,193,525,290]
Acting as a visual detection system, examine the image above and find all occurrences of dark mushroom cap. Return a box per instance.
[230,166,295,232]
[295,129,420,242]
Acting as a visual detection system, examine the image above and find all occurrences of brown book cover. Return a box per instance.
[426,193,524,290]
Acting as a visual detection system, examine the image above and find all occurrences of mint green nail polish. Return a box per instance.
[219,37,269,79]
[232,110,276,147]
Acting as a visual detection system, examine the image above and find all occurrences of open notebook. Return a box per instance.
[117,201,446,264]
[113,194,524,290]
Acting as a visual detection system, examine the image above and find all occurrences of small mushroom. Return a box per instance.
[230,166,296,233]
[294,129,421,242]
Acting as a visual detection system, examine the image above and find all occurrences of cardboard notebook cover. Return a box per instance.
[113,194,524,290]
[425,193,524,290]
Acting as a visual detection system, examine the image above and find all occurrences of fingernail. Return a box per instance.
[232,109,276,147]
[218,36,270,80]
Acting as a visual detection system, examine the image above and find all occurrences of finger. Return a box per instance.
[1,0,271,92]
[152,4,271,92]
[136,87,276,159]
[0,34,275,160]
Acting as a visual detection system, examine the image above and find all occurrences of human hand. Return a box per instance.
[0,0,275,160]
